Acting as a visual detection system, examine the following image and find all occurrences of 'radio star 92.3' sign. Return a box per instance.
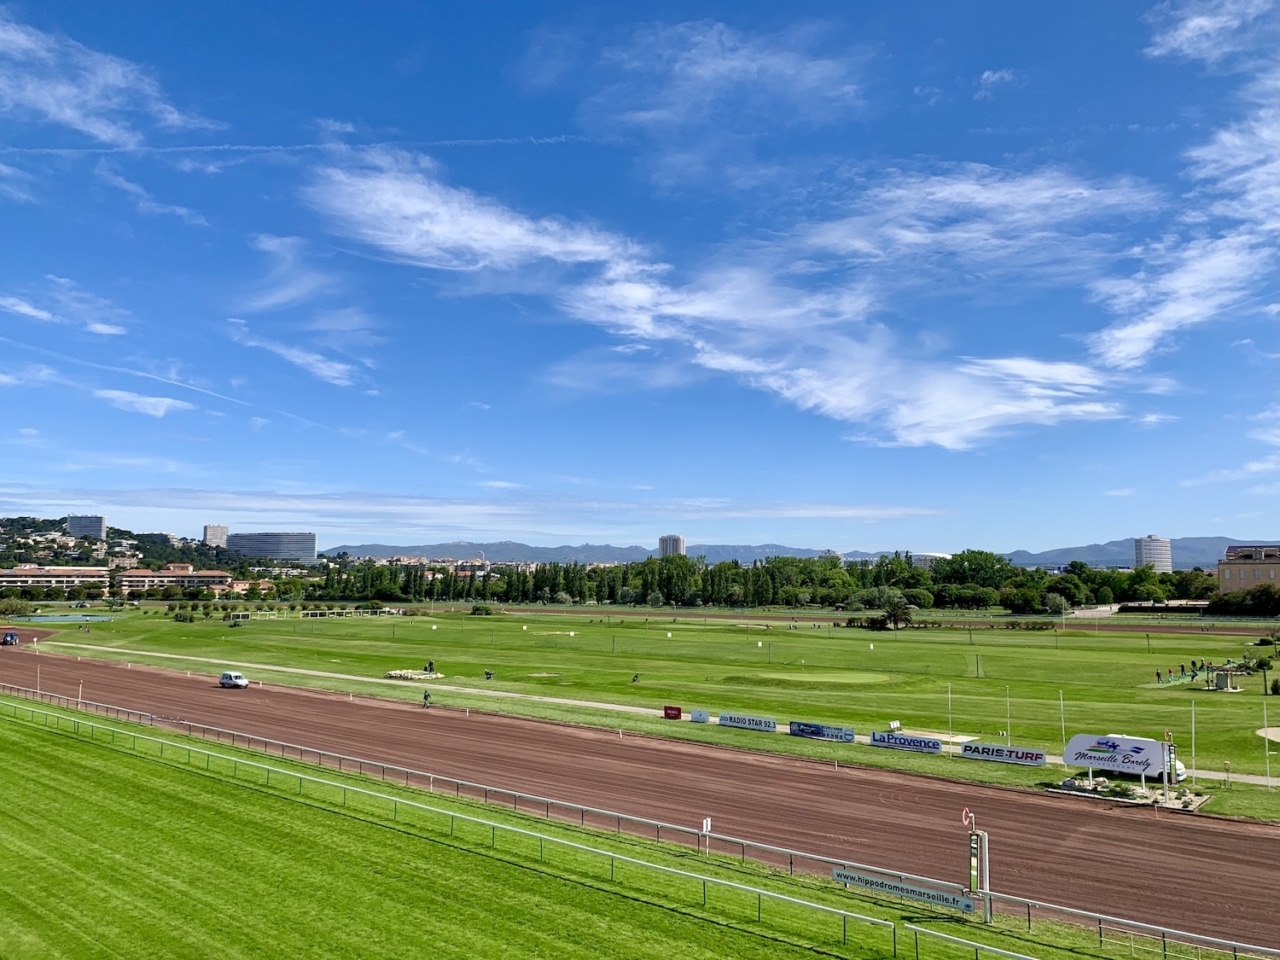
[717,713,777,733]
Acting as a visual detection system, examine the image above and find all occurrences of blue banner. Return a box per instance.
[789,721,855,742]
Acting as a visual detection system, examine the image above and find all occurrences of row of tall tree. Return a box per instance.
[291,550,1224,612]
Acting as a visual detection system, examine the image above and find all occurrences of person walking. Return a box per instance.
[422,689,432,708]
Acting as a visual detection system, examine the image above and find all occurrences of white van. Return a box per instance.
[219,671,249,689]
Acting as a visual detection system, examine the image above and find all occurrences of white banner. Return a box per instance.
[1064,734,1163,776]
[960,743,1047,766]
[690,708,710,723]
[832,869,974,912]
[717,712,777,733]
[870,731,942,754]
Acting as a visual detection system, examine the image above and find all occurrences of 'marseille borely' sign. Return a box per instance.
[1064,734,1162,775]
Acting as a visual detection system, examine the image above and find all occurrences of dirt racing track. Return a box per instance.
[3,647,1278,948]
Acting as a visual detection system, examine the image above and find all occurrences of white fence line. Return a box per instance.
[0,699,897,955]
[905,924,1040,960]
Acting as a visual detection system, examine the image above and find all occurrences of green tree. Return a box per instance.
[881,593,912,630]
[931,550,1016,590]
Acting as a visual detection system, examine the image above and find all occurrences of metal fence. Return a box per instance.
[0,699,896,956]
[0,682,154,725]
[2,682,1277,960]
[905,924,1040,960]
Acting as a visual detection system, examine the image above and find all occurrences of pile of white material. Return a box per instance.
[384,669,443,680]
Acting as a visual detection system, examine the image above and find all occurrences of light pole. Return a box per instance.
[1005,686,1011,745]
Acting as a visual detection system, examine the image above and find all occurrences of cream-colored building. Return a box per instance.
[115,563,232,594]
[0,564,110,589]
[1217,546,1280,592]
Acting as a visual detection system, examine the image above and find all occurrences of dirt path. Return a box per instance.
[3,649,1278,947]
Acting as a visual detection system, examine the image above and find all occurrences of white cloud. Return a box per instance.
[241,235,338,312]
[806,164,1157,285]
[574,21,865,187]
[974,68,1016,100]
[0,12,214,146]
[92,389,194,417]
[306,149,637,271]
[0,482,938,541]
[0,277,130,334]
[590,21,863,131]
[308,147,1139,449]
[228,318,357,387]
[1105,488,1136,497]
[94,162,207,224]
[0,294,54,321]
[1090,22,1278,368]
[1145,0,1275,65]
[0,160,33,201]
[1181,406,1280,485]
[478,480,521,489]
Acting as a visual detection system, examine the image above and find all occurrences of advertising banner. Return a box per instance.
[789,721,855,743]
[959,743,1047,766]
[662,705,682,720]
[832,869,975,913]
[1064,734,1162,776]
[869,731,942,754]
[690,708,710,723]
[717,713,777,733]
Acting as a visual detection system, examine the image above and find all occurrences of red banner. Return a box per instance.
[663,705,682,720]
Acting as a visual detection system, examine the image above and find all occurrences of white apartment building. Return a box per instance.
[0,564,110,590]
[658,534,686,557]
[1134,535,1173,573]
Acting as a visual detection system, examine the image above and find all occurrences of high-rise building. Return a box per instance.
[203,524,228,549]
[658,534,686,557]
[1134,535,1173,573]
[911,552,951,570]
[226,532,317,564]
[66,515,107,539]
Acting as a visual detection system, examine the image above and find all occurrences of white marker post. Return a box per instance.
[964,808,992,923]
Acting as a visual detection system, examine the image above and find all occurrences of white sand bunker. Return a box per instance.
[1257,727,1280,743]
[529,672,560,677]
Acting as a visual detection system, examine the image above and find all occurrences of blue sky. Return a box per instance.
[0,1,1276,553]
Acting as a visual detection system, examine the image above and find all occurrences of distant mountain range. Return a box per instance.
[322,536,1275,569]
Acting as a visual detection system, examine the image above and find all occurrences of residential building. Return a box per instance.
[226,531,317,563]
[911,552,951,570]
[1217,545,1280,593]
[658,534,686,557]
[0,564,110,590]
[203,524,228,549]
[115,563,233,594]
[1134,535,1173,573]
[66,515,107,539]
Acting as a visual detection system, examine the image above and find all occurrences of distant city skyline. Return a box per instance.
[1,3,1275,552]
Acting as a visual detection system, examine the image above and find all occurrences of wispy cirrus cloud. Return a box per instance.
[240,235,339,312]
[1180,404,1280,486]
[1145,0,1275,65]
[306,147,1143,449]
[0,12,214,147]
[0,482,938,543]
[94,161,207,224]
[228,318,357,386]
[1089,3,1278,368]
[0,160,33,200]
[0,276,129,334]
[92,389,194,417]
[569,20,866,187]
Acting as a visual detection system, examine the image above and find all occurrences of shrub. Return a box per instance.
[470,604,494,616]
